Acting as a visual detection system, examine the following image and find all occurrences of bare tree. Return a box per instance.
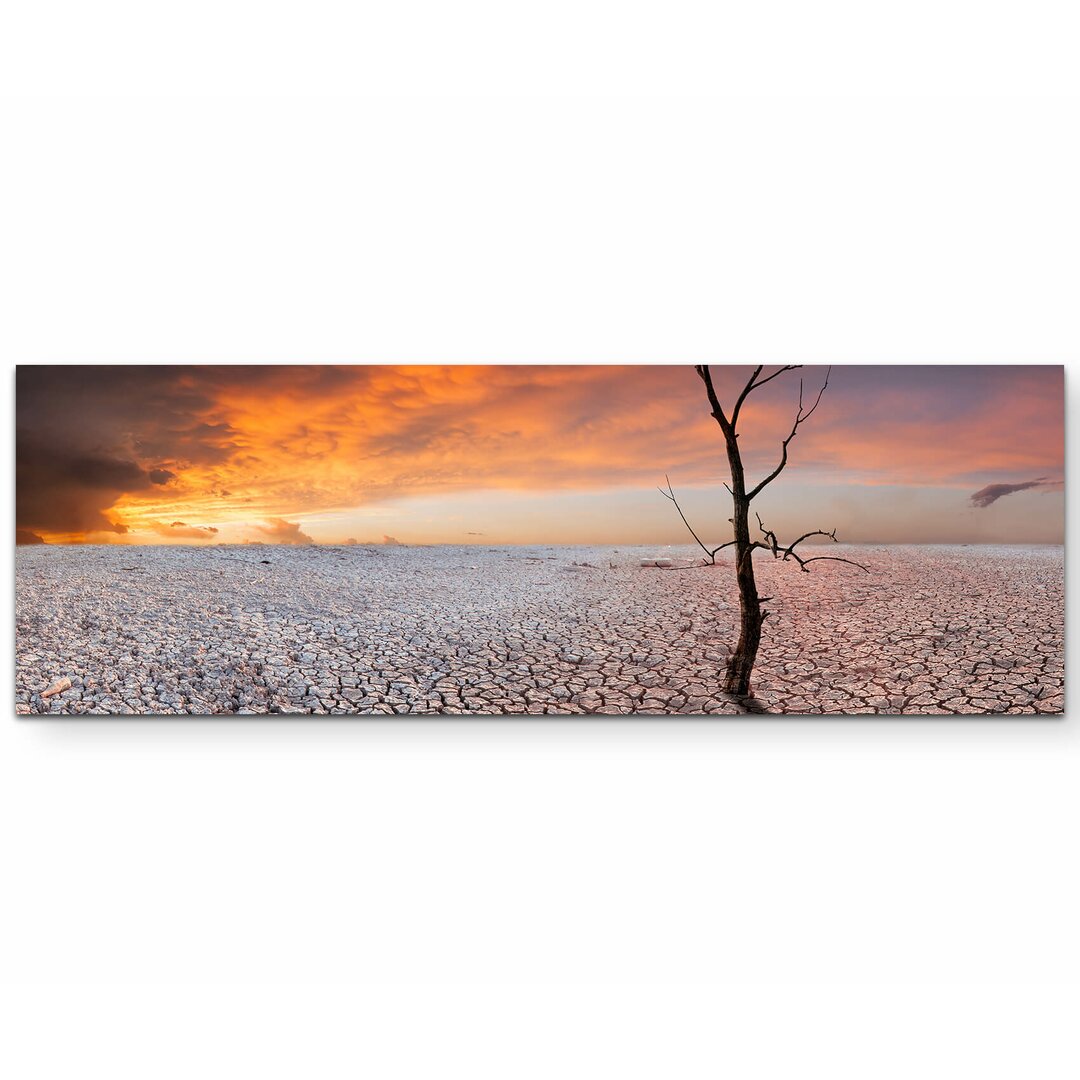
[664,365,867,697]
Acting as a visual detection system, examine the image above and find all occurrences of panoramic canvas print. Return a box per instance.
[15,364,1064,716]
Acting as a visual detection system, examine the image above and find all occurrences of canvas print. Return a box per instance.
[15,364,1064,716]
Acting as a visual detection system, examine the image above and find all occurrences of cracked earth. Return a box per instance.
[15,543,1064,716]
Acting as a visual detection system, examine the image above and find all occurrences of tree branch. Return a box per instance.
[754,512,870,574]
[794,555,872,573]
[755,512,780,557]
[746,366,831,501]
[659,475,718,563]
[730,365,802,430]
[695,365,731,431]
[659,475,737,563]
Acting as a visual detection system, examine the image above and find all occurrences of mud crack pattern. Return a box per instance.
[15,544,1063,715]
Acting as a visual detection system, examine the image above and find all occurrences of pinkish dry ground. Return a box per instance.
[15,543,1064,715]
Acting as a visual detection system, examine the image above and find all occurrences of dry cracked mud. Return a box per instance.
[15,543,1064,716]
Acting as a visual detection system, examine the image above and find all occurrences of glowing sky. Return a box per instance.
[15,364,1064,546]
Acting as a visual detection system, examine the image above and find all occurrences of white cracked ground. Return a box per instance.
[14,544,1064,716]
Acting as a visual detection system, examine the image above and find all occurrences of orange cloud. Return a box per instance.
[248,518,314,545]
[16,365,1063,544]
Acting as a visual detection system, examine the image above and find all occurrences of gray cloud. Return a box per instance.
[970,478,1047,508]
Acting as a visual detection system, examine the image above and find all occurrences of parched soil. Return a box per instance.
[14,543,1064,715]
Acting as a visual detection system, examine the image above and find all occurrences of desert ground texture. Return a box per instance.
[15,544,1064,716]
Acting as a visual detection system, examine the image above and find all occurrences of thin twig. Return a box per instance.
[658,475,736,563]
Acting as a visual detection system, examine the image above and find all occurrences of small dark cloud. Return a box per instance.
[16,529,46,545]
[970,478,1048,508]
[466,531,485,535]
[151,521,219,539]
[149,468,177,485]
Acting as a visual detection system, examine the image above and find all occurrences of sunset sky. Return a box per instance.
[15,364,1064,546]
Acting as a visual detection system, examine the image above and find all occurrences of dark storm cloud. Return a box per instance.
[15,433,155,534]
[16,364,371,536]
[15,365,242,535]
[970,478,1047,508]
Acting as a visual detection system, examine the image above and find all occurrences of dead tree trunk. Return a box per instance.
[681,364,868,697]
[720,412,761,695]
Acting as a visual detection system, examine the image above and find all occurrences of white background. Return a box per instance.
[1,5,1078,1077]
